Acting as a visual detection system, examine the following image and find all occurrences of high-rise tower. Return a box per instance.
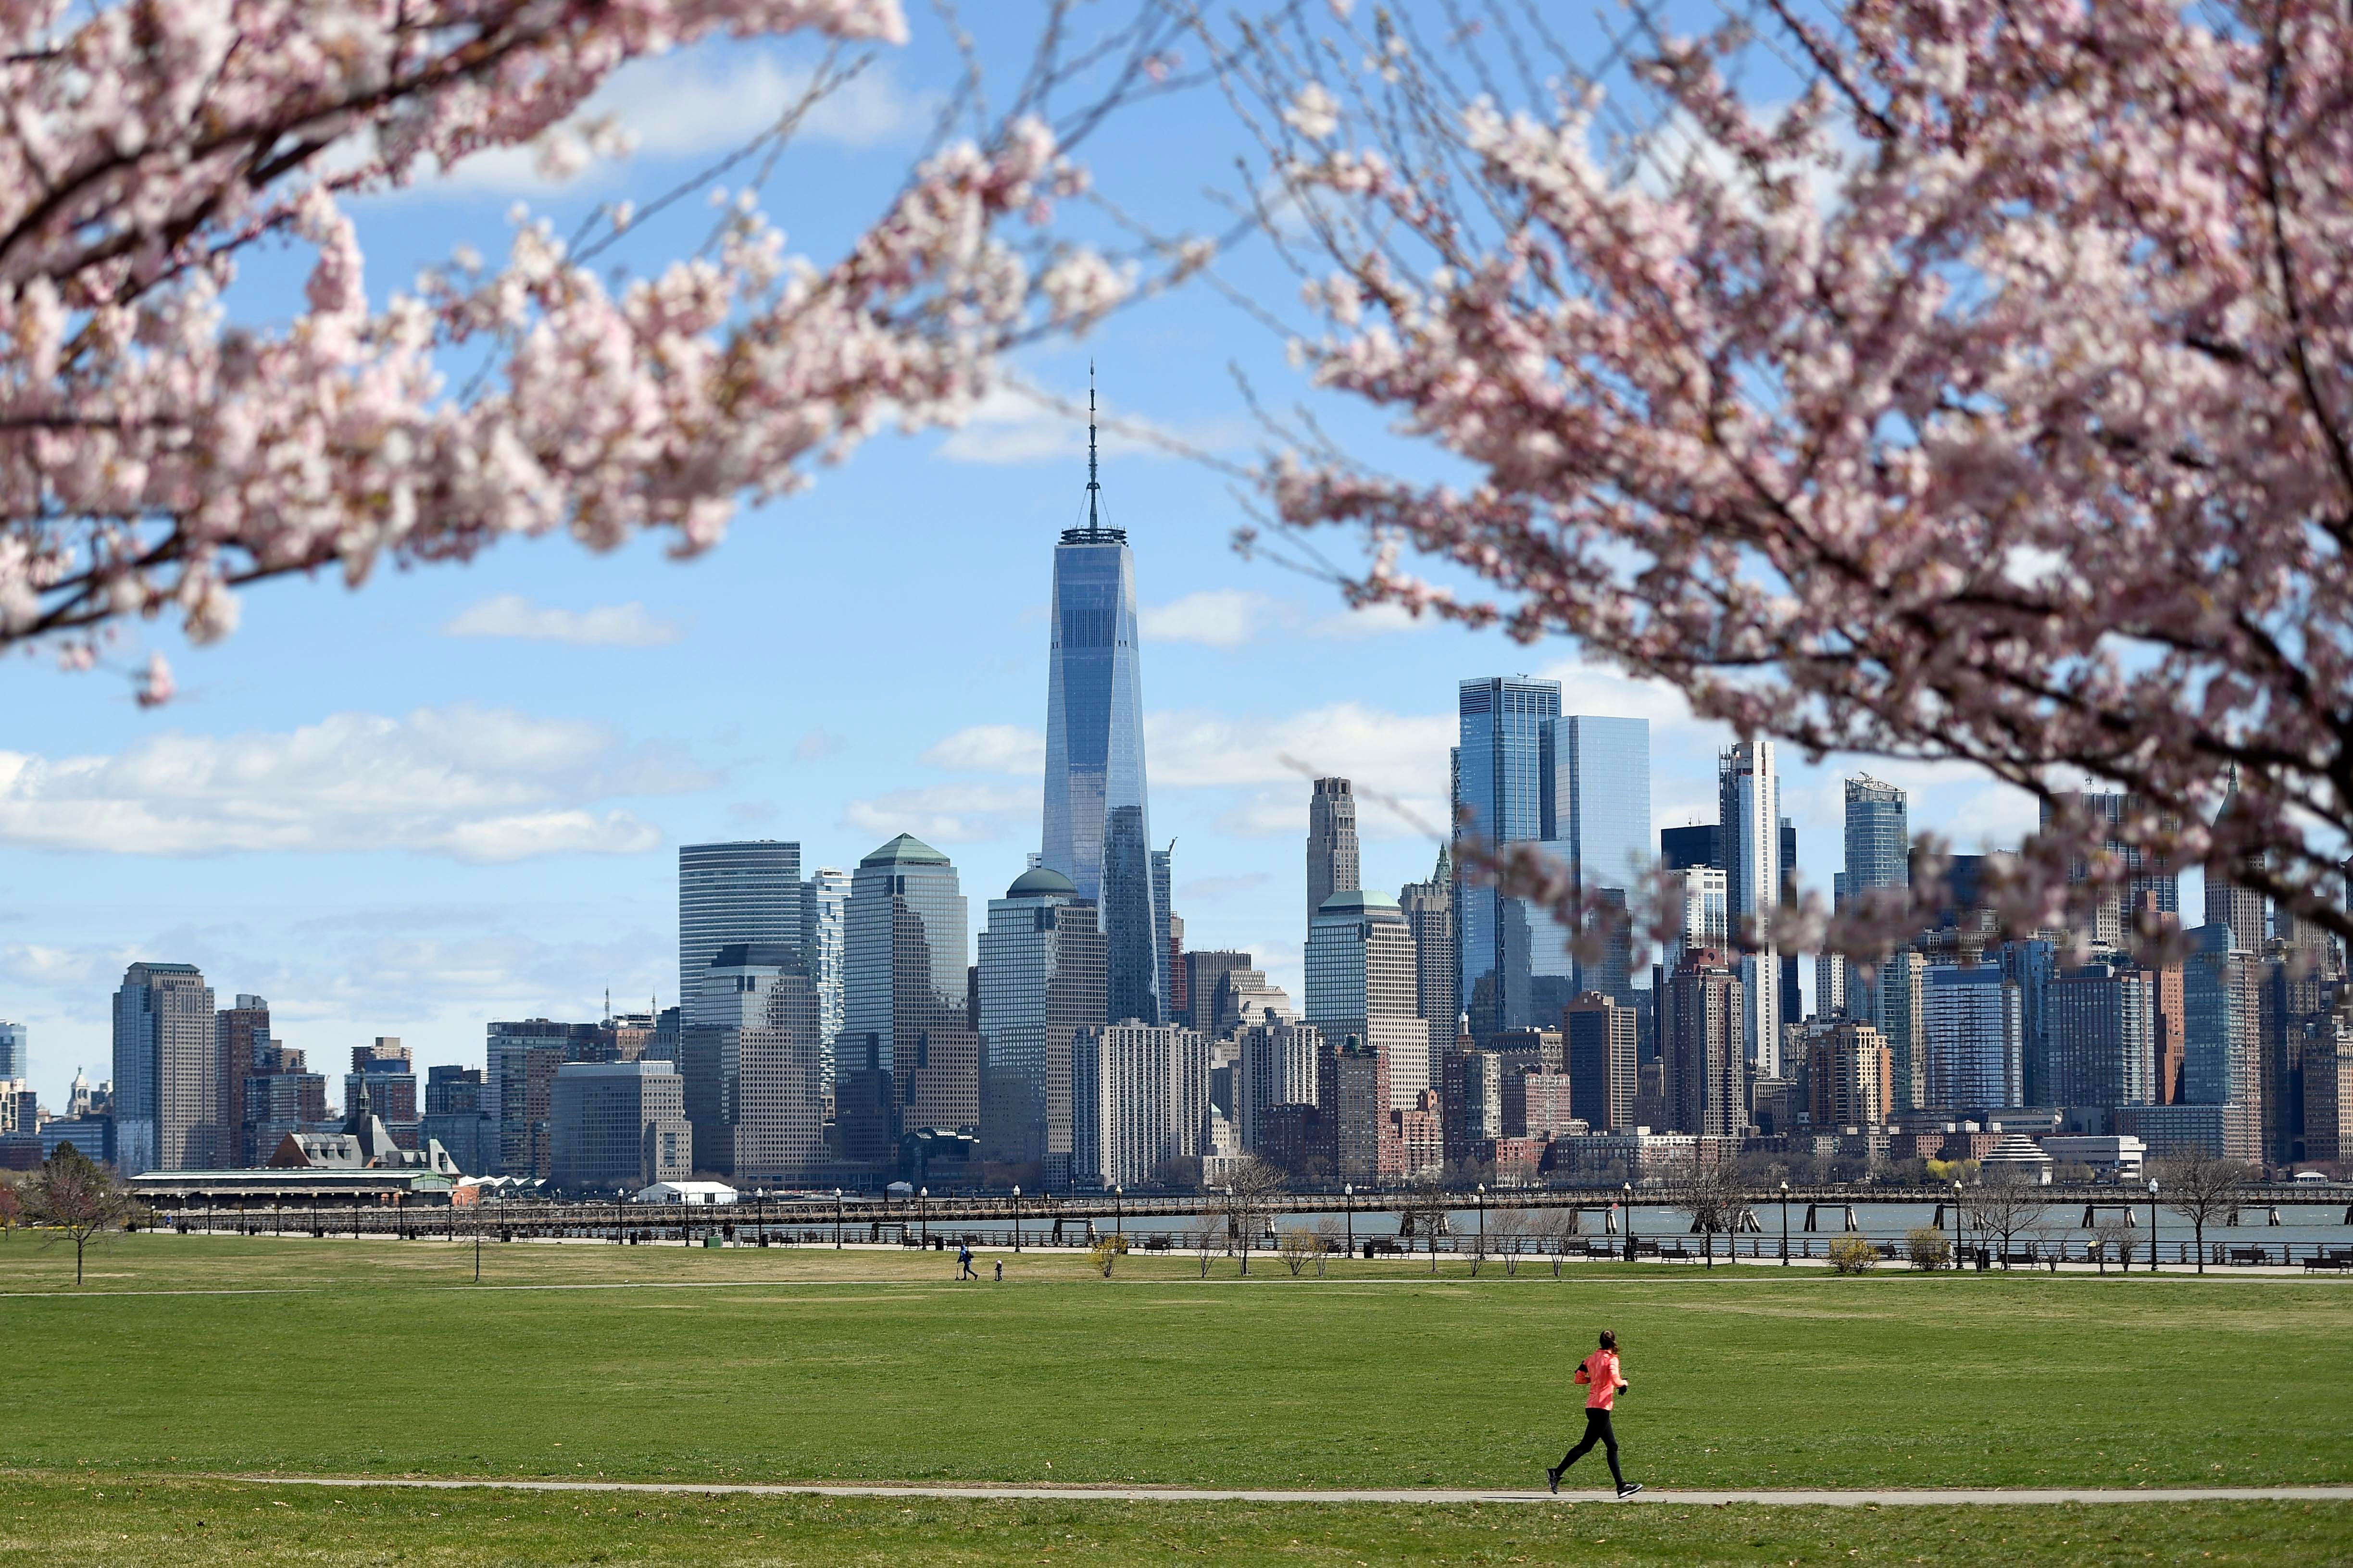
[1307,777,1361,927]
[1040,373,1163,1024]
[1718,740,1782,1074]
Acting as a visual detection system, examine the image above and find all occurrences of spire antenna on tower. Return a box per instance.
[1086,360,1102,535]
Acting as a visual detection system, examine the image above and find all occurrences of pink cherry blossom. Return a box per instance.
[1,0,1183,696]
[1215,0,2353,953]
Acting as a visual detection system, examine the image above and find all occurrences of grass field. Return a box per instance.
[4,1232,2349,1562]
[1,1475,2349,1567]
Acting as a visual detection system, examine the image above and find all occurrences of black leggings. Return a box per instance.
[1556,1408,1624,1486]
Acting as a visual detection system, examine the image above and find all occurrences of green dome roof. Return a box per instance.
[861,833,950,867]
[1006,865,1077,898]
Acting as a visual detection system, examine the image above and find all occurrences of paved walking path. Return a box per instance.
[240,1475,2353,1507]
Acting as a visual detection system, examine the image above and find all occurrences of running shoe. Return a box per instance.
[1616,1482,1644,1499]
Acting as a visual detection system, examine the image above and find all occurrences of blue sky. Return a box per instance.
[0,5,2058,1108]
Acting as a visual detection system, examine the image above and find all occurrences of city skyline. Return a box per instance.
[4,438,2074,1115]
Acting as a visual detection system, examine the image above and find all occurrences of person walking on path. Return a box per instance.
[1548,1330,1642,1499]
[958,1244,976,1280]
[994,1258,1003,1282]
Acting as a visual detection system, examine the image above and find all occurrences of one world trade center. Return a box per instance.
[1040,382,1164,1025]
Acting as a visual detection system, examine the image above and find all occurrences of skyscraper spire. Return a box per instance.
[1085,360,1103,537]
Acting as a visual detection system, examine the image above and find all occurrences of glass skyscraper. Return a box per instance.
[1544,714,1651,1003]
[1040,392,1162,1024]
[801,866,851,1090]
[1454,682,1653,1034]
[1718,740,1782,1074]
[976,866,1107,1187]
[1454,675,1562,1038]
[678,841,802,1022]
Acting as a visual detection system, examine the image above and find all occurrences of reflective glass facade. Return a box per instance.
[1454,676,1562,1038]
[977,873,1107,1186]
[840,834,969,1163]
[1544,714,1651,1003]
[1717,741,1781,1072]
[678,841,801,1023]
[1042,524,1162,1026]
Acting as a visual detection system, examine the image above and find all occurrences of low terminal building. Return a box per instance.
[634,1181,738,1206]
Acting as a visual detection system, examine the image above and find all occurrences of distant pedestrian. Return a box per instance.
[1548,1329,1641,1499]
[958,1244,976,1280]
[994,1258,1003,1282]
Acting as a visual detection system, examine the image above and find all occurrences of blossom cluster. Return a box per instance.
[0,0,1133,698]
[1227,0,2353,953]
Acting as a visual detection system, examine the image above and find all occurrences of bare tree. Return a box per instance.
[0,1175,22,1242]
[1189,1224,1217,1280]
[2091,1215,2137,1274]
[24,1145,133,1285]
[1310,1216,1341,1278]
[1538,1210,1580,1280]
[2158,1152,2258,1273]
[1401,1177,1449,1274]
[1492,1208,1529,1277]
[1680,1154,1745,1270]
[1275,1225,1316,1277]
[1220,1157,1287,1278]
[1959,1171,2049,1268]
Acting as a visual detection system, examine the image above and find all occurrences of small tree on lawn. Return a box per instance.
[25,1145,132,1285]
[0,1175,22,1242]
[1220,1157,1287,1279]
[1681,1153,1745,1270]
[1275,1225,1315,1277]
[1189,1224,1217,1280]
[1401,1177,1449,1275]
[1960,1171,2048,1268]
[2158,1151,2257,1273]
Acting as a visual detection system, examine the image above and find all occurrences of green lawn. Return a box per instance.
[1,1476,2348,1566]
[3,1233,2347,1495]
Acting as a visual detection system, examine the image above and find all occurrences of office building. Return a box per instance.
[1717,740,1782,1074]
[1307,777,1362,927]
[801,865,851,1088]
[1305,890,1428,1109]
[549,1060,691,1193]
[839,834,971,1166]
[421,1064,491,1174]
[1151,843,1176,1027]
[1040,395,1163,1027]
[214,996,268,1158]
[1923,965,2024,1110]
[1070,1021,1208,1188]
[1233,1012,1322,1156]
[678,840,803,1031]
[1855,949,1928,1112]
[1399,846,1459,1062]
[1454,675,1563,1038]
[112,960,216,1172]
[1545,717,1652,971]
[2047,956,2155,1109]
[1210,967,1292,1040]
[2305,1018,2353,1165]
[1661,866,1729,977]
[0,1019,22,1081]
[2044,789,2180,946]
[344,1038,418,1149]
[1563,991,1637,1132]
[977,866,1108,1186]
[1317,1031,1392,1182]
[487,1019,576,1178]
[1660,824,1718,871]
[679,942,827,1182]
[1512,1070,1581,1139]
[1181,950,1252,1033]
[2261,946,2329,1163]
[2183,922,2263,1160]
[1779,816,1802,1030]
[1661,949,1745,1138]
[243,1042,329,1167]
[1804,1019,1893,1127]
[1843,776,1909,903]
[2205,771,2269,954]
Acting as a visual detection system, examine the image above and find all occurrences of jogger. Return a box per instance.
[1548,1329,1641,1498]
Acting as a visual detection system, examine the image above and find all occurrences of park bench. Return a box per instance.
[2000,1250,2039,1269]
[1142,1236,1170,1252]
[2227,1246,2269,1266]
[2303,1254,2351,1272]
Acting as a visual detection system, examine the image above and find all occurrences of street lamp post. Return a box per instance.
[1623,1182,1635,1263]
[1477,1183,1487,1264]
[1114,1184,1123,1238]
[833,1188,843,1250]
[919,1187,928,1249]
[1012,1185,1022,1253]
[1344,1184,1354,1257]
[1951,1179,1964,1269]
[1780,1180,1790,1265]
[2148,1178,2160,1272]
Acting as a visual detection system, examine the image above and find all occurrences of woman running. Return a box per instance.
[1548,1329,1642,1498]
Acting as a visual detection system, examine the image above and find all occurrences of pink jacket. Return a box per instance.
[1574,1348,1625,1410]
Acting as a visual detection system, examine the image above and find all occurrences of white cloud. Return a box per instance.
[0,707,697,862]
[922,724,1046,776]
[441,594,684,647]
[840,782,1037,846]
[934,384,1250,468]
[1310,600,1433,639]
[1140,589,1276,648]
[415,48,939,196]
[1147,702,1454,838]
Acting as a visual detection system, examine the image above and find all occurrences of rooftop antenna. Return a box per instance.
[1086,360,1102,535]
